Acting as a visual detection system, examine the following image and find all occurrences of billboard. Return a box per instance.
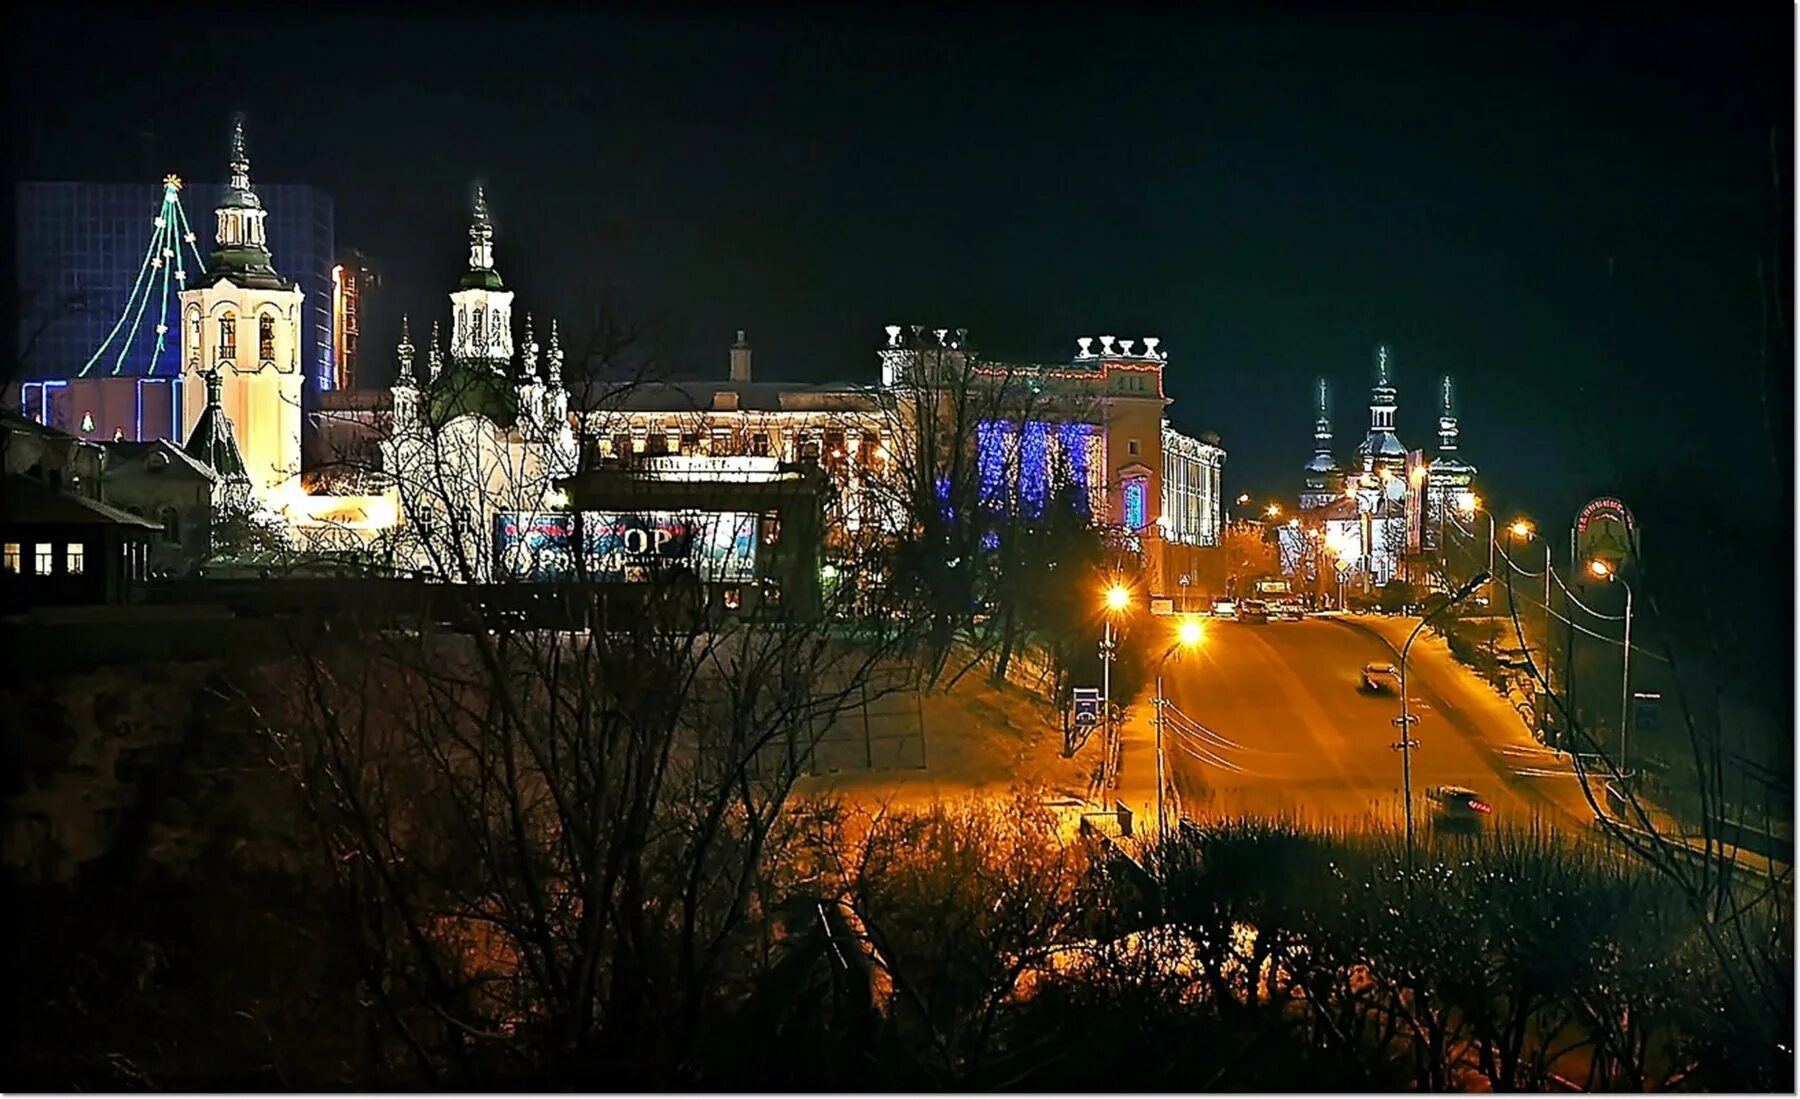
[1575,496,1636,571]
[496,511,757,583]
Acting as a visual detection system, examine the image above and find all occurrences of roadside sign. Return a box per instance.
[1072,688,1101,729]
[1150,597,1175,616]
[1575,496,1636,572]
[1633,692,1662,734]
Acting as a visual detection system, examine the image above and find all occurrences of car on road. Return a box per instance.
[1427,786,1493,831]
[1236,599,1269,624]
[1360,662,1401,693]
[1210,598,1237,617]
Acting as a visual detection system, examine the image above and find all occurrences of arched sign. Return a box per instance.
[1574,496,1636,571]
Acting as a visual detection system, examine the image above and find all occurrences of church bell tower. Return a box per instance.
[178,112,305,500]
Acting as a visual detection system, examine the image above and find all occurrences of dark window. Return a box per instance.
[751,433,771,457]
[160,506,181,545]
[219,314,237,359]
[259,314,275,361]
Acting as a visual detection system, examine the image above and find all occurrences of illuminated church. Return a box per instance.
[1287,345,1477,590]
[377,186,578,581]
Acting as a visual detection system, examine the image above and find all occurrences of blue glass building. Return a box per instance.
[16,181,336,396]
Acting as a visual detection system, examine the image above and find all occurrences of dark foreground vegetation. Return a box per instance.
[7,775,1789,1090]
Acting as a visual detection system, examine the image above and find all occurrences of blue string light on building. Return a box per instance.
[1056,421,1092,516]
[1019,420,1049,518]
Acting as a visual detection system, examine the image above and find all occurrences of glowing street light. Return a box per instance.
[1105,583,1132,612]
[1588,559,1612,579]
[1236,492,1251,505]
[1176,615,1205,648]
[1509,519,1535,540]
[1265,502,1282,519]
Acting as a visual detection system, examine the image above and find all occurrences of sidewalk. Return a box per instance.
[1104,696,1165,840]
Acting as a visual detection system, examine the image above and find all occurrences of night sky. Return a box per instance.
[9,6,1792,548]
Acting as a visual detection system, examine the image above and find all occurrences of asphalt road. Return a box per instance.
[1158,616,1598,833]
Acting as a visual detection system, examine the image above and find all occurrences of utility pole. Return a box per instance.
[1396,571,1490,860]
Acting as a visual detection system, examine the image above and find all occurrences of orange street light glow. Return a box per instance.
[1589,559,1612,579]
[1509,519,1534,539]
[1265,503,1282,518]
[1177,617,1205,647]
[1105,584,1131,612]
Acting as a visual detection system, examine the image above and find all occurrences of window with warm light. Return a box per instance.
[219,313,236,359]
[2,543,19,573]
[66,542,85,575]
[35,543,54,576]
[259,314,275,361]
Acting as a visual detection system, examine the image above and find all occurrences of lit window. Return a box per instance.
[2,543,19,573]
[35,543,53,576]
[1124,479,1147,530]
[66,543,85,575]
[219,313,237,359]
[259,314,275,361]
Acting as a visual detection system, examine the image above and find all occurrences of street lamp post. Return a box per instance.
[1589,560,1634,777]
[1154,616,1206,841]
[1101,584,1130,789]
[1396,571,1491,857]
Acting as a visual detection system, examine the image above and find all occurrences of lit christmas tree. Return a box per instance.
[77,173,208,377]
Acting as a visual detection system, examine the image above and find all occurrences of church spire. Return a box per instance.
[458,183,505,291]
[1313,377,1333,456]
[395,315,416,387]
[228,112,252,196]
[1438,375,1459,453]
[520,313,539,379]
[545,319,563,388]
[201,112,284,289]
[427,320,444,382]
[1368,343,1397,434]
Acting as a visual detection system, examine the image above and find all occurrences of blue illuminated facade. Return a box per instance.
[1019,421,1048,518]
[17,181,337,396]
[974,417,1093,519]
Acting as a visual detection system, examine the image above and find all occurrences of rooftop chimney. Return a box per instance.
[730,329,752,383]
